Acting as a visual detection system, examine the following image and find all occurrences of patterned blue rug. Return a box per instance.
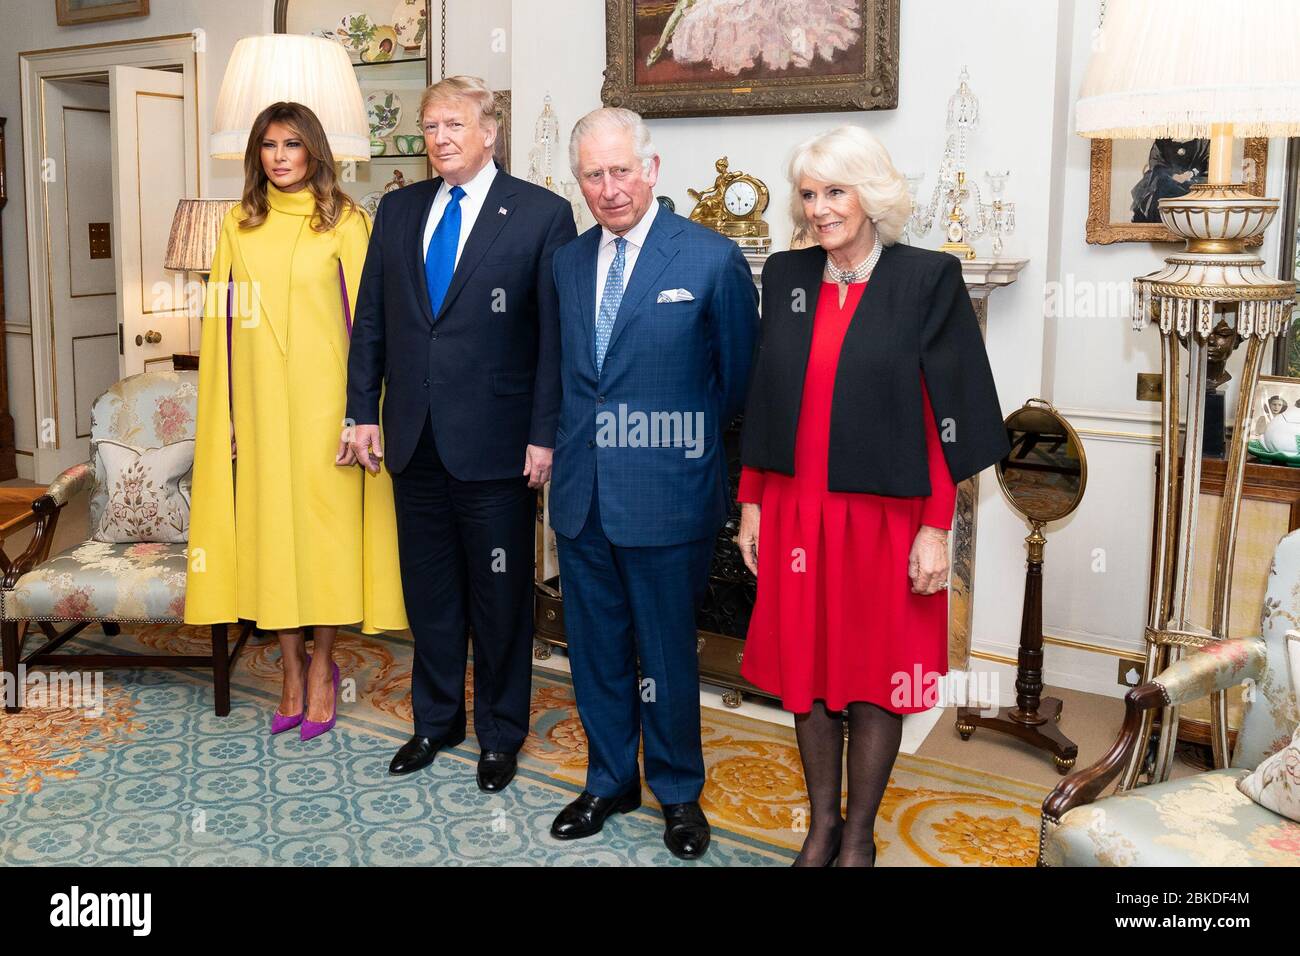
[0,628,794,866]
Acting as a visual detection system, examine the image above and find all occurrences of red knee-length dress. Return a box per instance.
[738,280,956,714]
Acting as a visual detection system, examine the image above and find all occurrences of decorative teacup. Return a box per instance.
[395,134,425,155]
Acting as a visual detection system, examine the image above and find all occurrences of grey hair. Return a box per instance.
[787,125,912,246]
[568,107,656,177]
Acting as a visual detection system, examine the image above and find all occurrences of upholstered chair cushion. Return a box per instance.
[2,540,188,622]
[1043,769,1300,866]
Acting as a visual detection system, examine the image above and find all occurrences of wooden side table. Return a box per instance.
[0,486,55,576]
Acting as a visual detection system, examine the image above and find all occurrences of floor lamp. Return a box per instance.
[1076,0,1300,789]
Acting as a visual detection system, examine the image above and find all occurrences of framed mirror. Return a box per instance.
[956,398,1086,773]
[997,399,1087,525]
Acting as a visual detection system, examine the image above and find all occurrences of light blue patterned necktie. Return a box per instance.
[594,236,627,375]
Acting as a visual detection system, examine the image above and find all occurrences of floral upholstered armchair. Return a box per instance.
[1039,527,1300,866]
[0,370,250,716]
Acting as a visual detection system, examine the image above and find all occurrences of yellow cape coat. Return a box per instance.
[183,184,407,634]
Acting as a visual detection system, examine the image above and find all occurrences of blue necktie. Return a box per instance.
[424,184,465,319]
[595,236,627,375]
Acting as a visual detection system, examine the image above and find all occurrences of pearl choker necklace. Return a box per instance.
[825,236,883,284]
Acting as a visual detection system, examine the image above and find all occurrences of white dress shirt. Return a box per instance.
[421,160,499,266]
[594,198,660,324]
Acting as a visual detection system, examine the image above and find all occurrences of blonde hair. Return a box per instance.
[418,74,498,134]
[239,101,356,233]
[787,126,912,246]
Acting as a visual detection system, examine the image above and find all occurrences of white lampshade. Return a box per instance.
[211,34,369,161]
[1076,0,1300,139]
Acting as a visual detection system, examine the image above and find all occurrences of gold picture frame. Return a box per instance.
[493,89,510,174]
[601,0,899,119]
[55,0,149,26]
[1086,137,1269,245]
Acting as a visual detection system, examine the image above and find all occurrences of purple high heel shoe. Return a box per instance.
[271,653,311,735]
[300,660,340,741]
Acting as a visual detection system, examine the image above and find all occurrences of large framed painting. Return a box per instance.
[601,0,900,119]
[55,0,148,25]
[1086,137,1269,245]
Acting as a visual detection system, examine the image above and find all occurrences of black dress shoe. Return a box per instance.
[477,751,518,792]
[550,785,642,840]
[661,801,710,860]
[388,730,466,775]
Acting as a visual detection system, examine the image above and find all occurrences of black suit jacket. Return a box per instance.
[740,242,1009,496]
[346,165,578,478]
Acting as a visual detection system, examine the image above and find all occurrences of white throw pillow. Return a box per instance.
[93,439,195,543]
[1236,726,1300,824]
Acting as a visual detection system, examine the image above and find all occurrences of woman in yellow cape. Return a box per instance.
[184,102,407,740]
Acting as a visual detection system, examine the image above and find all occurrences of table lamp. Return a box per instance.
[163,198,238,367]
[210,34,369,161]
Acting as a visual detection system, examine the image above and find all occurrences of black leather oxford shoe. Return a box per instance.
[388,730,466,775]
[477,750,518,793]
[662,801,710,860]
[550,785,642,840]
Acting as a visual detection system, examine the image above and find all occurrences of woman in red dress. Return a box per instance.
[736,126,1009,866]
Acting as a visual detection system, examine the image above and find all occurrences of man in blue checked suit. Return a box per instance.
[547,107,759,860]
[345,76,576,793]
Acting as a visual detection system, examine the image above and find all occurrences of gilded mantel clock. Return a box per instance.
[687,157,770,253]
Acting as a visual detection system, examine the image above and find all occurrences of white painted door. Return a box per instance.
[109,65,197,378]
[38,78,120,479]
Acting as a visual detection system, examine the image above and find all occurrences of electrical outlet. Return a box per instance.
[1118,658,1145,688]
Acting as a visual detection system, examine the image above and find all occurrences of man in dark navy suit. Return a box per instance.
[547,108,759,859]
[344,76,576,792]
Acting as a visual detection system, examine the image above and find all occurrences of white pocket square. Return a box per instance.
[657,288,695,303]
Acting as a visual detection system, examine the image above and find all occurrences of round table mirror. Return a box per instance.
[996,399,1087,524]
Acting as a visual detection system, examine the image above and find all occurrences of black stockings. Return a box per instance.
[792,700,903,867]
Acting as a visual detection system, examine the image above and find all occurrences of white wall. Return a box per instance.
[445,0,510,87]
[511,0,1292,698]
